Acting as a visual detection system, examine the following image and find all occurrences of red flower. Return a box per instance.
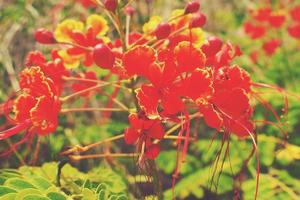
[174,41,206,73]
[30,95,61,135]
[268,13,285,28]
[263,39,281,56]
[19,67,57,98]
[192,65,253,137]
[290,5,300,22]
[244,22,266,39]
[179,70,213,101]
[200,88,253,138]
[25,51,46,67]
[77,0,97,8]
[288,23,300,39]
[124,113,165,160]
[1,66,61,141]
[123,45,156,76]
[213,65,251,92]
[199,104,223,131]
[13,94,37,122]
[252,7,272,22]
[25,50,69,94]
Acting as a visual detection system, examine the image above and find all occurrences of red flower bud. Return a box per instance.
[189,13,206,28]
[104,0,118,12]
[201,36,223,57]
[184,0,200,14]
[34,28,56,44]
[154,22,171,40]
[93,44,115,69]
[125,6,135,16]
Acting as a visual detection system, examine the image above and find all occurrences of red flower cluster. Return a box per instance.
[122,40,252,158]
[244,3,300,58]
[113,1,254,160]
[288,5,300,39]
[0,51,67,142]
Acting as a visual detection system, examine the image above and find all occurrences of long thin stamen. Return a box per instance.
[70,153,139,161]
[163,135,196,141]
[60,107,129,113]
[62,76,131,91]
[216,107,260,200]
[57,42,92,51]
[0,120,31,140]
[60,83,111,102]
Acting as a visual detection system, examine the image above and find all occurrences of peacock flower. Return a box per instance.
[54,19,84,43]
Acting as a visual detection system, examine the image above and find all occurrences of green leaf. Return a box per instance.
[15,188,43,200]
[116,194,128,200]
[97,189,106,200]
[0,193,17,200]
[4,178,36,190]
[46,192,67,200]
[0,186,17,197]
[82,179,92,189]
[258,135,276,166]
[82,188,96,200]
[108,195,118,200]
[30,176,52,190]
[22,194,51,200]
[96,183,107,193]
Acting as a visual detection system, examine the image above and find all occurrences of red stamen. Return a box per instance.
[0,120,31,140]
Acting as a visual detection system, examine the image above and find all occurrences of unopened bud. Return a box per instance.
[34,28,56,44]
[154,22,171,40]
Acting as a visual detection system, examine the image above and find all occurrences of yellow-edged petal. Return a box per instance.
[182,28,205,47]
[143,16,162,35]
[86,14,109,36]
[54,19,84,43]
[58,50,81,69]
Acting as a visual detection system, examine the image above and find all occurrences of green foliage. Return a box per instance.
[242,169,300,199]
[0,162,130,200]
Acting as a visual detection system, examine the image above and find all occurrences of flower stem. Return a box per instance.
[60,134,125,155]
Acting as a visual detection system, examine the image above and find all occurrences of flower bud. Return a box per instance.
[189,13,206,28]
[104,0,118,12]
[154,22,171,40]
[93,44,115,69]
[125,6,135,16]
[184,0,200,14]
[34,28,56,44]
[201,36,223,57]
